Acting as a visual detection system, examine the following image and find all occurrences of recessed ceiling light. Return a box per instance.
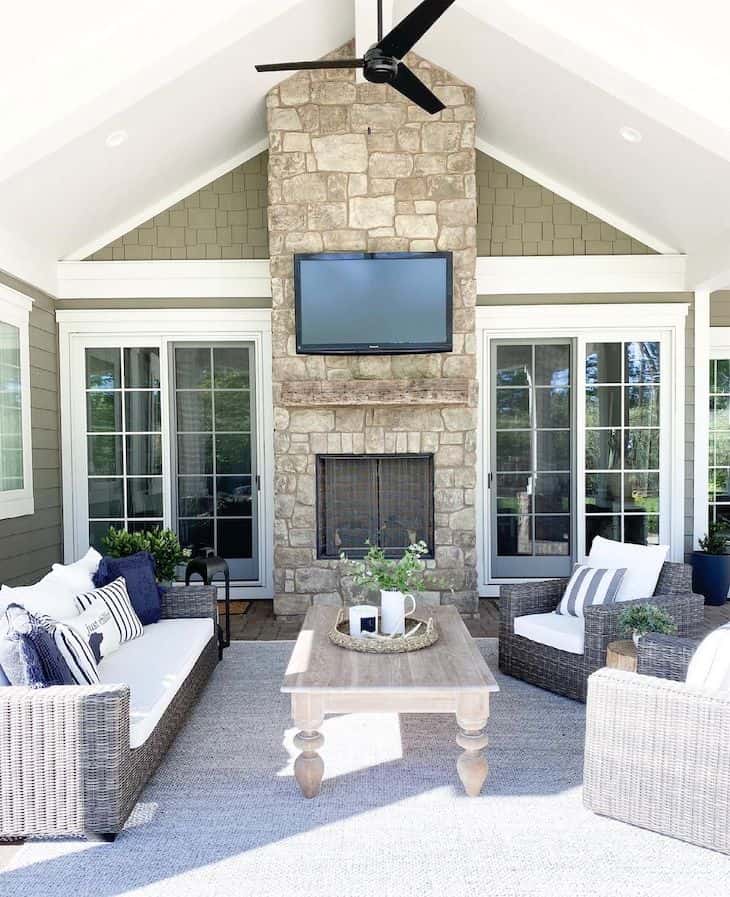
[619,126,642,144]
[105,129,128,149]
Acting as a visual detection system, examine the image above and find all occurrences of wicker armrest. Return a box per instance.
[0,684,131,838]
[637,633,700,681]
[160,585,218,624]
[499,578,567,622]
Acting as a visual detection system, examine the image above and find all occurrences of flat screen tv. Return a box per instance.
[294,252,453,354]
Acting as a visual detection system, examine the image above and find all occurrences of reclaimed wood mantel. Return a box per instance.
[280,378,472,407]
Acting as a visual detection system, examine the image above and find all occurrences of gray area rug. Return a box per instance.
[3,640,728,897]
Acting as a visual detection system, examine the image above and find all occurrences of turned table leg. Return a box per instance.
[456,694,490,797]
[292,694,325,798]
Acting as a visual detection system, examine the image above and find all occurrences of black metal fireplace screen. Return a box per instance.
[316,454,434,559]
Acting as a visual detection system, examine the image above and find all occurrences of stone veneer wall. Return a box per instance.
[267,45,478,616]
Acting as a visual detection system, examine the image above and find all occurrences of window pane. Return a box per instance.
[124,348,160,388]
[496,474,532,514]
[626,386,660,427]
[86,392,121,432]
[217,476,253,517]
[535,516,570,555]
[534,473,570,513]
[586,429,621,470]
[217,518,253,560]
[586,343,621,384]
[624,472,659,513]
[586,515,621,552]
[178,476,214,517]
[496,345,531,386]
[126,434,162,476]
[177,392,212,432]
[86,348,121,389]
[178,434,213,474]
[0,322,20,367]
[127,477,163,518]
[214,347,249,389]
[0,323,24,492]
[175,347,211,388]
[535,344,570,387]
[711,394,730,431]
[586,386,621,428]
[713,359,730,393]
[496,431,531,471]
[125,391,161,432]
[625,341,660,383]
[497,516,532,555]
[624,429,659,470]
[624,515,659,546]
[710,468,730,502]
[89,521,115,551]
[495,388,530,428]
[711,432,730,467]
[178,518,214,555]
[88,477,124,518]
[535,387,570,428]
[586,473,621,513]
[214,392,250,432]
[536,430,570,471]
[215,434,251,474]
[88,435,122,476]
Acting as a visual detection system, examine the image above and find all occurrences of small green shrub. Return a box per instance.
[340,541,430,594]
[619,603,677,639]
[101,527,191,583]
[698,522,729,555]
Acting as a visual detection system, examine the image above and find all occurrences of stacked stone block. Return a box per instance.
[268,45,479,616]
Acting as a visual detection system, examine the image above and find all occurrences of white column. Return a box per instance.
[693,289,711,549]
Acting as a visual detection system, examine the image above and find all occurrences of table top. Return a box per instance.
[282,605,499,695]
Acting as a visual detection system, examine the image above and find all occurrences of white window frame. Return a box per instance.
[476,303,689,596]
[57,308,274,599]
[0,284,34,520]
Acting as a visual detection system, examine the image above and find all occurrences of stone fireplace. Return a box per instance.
[267,43,478,616]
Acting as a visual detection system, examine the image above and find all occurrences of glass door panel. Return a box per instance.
[172,344,258,581]
[709,359,730,527]
[491,340,573,577]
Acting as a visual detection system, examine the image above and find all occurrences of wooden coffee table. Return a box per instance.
[282,605,499,798]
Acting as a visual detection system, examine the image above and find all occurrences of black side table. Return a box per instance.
[185,553,230,660]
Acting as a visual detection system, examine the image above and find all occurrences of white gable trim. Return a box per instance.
[63,137,269,262]
[476,137,680,256]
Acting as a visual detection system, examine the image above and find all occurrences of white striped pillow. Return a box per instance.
[556,564,627,617]
[38,616,100,685]
[75,577,143,646]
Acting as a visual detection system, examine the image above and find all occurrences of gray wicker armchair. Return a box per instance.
[499,562,704,701]
[0,585,218,841]
[584,633,730,854]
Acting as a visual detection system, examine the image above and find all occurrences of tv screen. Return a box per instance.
[294,252,453,354]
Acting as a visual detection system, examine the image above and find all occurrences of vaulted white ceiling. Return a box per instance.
[2,0,730,293]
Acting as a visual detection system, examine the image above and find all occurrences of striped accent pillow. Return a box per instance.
[38,616,100,685]
[75,577,144,645]
[556,564,627,617]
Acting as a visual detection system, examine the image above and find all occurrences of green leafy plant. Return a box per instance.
[698,522,729,555]
[619,604,677,639]
[101,527,192,583]
[340,541,430,594]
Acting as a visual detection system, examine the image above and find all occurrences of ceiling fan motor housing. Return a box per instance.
[363,47,399,84]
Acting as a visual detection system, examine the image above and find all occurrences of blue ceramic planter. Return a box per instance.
[691,551,730,606]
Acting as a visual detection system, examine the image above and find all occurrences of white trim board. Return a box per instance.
[475,302,689,597]
[475,138,680,256]
[693,290,711,550]
[57,259,272,300]
[63,138,270,261]
[57,307,275,599]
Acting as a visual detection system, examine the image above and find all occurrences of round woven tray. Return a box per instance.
[328,609,439,654]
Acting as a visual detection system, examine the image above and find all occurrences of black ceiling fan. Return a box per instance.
[255,0,456,115]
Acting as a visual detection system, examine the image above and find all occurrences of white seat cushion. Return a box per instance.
[97,618,214,749]
[586,536,668,601]
[514,612,585,655]
[686,623,730,693]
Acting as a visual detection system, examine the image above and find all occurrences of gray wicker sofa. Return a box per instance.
[499,562,704,702]
[584,633,730,854]
[0,585,218,841]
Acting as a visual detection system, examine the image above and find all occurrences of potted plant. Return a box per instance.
[101,526,191,586]
[619,604,677,647]
[692,522,730,606]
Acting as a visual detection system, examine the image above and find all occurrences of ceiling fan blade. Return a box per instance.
[390,62,445,114]
[378,0,456,59]
[255,59,364,73]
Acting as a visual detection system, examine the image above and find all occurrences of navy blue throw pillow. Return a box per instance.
[94,552,161,625]
[0,604,75,687]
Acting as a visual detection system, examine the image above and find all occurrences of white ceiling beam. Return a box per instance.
[684,232,730,291]
[356,0,394,79]
[0,225,58,296]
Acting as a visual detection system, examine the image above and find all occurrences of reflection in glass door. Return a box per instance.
[172,344,258,581]
[491,341,573,578]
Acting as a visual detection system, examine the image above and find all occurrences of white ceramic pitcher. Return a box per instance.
[380,590,416,636]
